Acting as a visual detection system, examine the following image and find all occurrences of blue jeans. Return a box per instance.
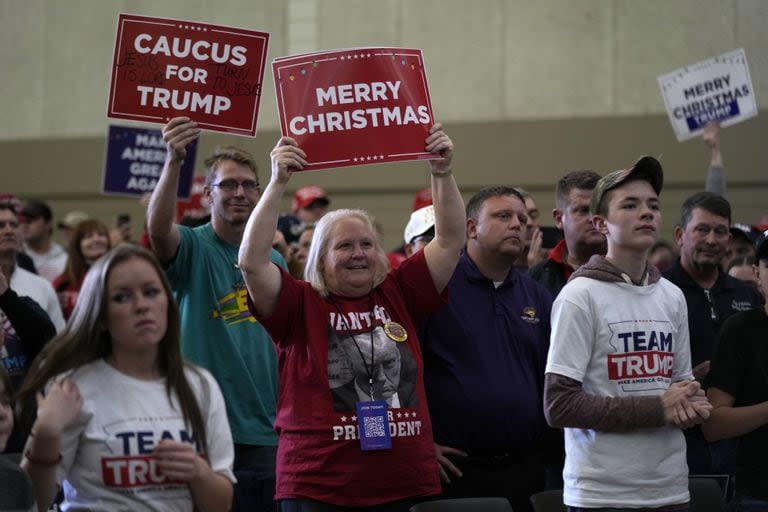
[231,444,277,512]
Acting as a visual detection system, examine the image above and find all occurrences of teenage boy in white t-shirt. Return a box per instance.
[544,156,713,510]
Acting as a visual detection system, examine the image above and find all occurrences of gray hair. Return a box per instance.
[304,209,390,297]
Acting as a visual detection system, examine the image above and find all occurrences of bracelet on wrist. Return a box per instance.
[431,169,452,177]
[24,449,62,467]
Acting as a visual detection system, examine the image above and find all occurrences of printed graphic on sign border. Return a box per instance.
[273,47,438,171]
[108,13,269,137]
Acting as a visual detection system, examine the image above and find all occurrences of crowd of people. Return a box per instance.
[0,118,766,512]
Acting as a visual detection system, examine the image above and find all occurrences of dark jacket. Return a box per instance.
[663,259,762,367]
[528,240,572,297]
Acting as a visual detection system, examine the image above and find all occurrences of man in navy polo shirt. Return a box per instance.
[420,186,553,512]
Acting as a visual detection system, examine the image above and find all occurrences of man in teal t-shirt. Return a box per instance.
[148,117,284,512]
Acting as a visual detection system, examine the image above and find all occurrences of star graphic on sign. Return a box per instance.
[340,55,345,60]
[353,157,358,162]
[396,412,402,418]
[367,53,371,57]
[367,156,372,161]
[351,416,357,421]
[340,416,347,422]
[379,155,384,159]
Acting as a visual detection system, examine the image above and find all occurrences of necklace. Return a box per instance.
[330,293,376,401]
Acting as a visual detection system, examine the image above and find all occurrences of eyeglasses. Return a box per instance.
[210,179,260,193]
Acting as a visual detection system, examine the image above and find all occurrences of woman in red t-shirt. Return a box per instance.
[231,122,465,511]
[53,219,111,319]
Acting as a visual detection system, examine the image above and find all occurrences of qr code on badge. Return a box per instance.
[363,415,387,437]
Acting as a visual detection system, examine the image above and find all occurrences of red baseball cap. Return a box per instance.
[412,187,432,212]
[292,185,329,214]
[0,193,22,212]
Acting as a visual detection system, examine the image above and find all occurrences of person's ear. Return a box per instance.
[202,185,213,203]
[466,218,477,241]
[592,214,608,235]
[552,208,564,231]
[673,225,684,249]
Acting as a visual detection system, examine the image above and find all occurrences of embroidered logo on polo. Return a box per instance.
[732,299,753,312]
[521,306,540,324]
[606,319,675,392]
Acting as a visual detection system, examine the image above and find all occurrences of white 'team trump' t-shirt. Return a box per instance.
[546,277,693,509]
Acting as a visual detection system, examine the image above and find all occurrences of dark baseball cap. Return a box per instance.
[20,199,53,222]
[590,156,664,215]
[730,223,763,246]
[756,230,768,263]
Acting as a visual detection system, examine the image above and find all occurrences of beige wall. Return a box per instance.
[1,0,766,249]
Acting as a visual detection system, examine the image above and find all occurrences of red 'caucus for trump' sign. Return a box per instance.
[273,47,437,171]
[108,14,269,137]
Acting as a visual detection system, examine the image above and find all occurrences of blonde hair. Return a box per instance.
[304,209,390,297]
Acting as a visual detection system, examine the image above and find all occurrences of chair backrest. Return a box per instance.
[689,477,726,512]
[529,489,566,512]
[527,480,727,512]
[0,456,35,511]
[410,497,514,512]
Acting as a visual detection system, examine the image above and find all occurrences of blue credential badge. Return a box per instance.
[356,400,392,451]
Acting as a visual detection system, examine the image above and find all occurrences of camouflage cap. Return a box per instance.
[590,156,664,215]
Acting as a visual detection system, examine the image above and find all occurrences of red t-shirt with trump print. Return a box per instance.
[250,250,444,507]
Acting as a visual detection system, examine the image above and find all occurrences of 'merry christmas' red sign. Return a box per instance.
[273,48,437,171]
[108,14,269,137]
